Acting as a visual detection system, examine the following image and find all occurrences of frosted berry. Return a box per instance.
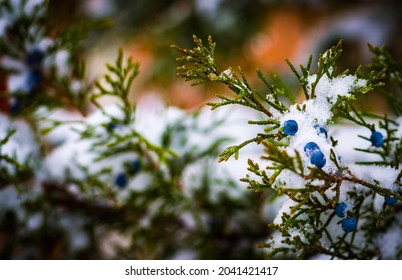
[310,150,326,168]
[384,196,397,205]
[115,173,128,188]
[314,124,328,138]
[370,131,384,147]
[304,142,320,157]
[283,120,298,135]
[334,202,347,218]
[25,49,44,69]
[342,217,357,233]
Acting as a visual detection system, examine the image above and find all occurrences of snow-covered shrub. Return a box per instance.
[174,36,402,259]
[0,0,268,259]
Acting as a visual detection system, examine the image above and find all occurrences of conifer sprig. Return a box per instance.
[77,50,177,171]
[92,49,139,124]
[368,44,402,115]
[0,130,34,188]
[175,35,402,259]
[172,35,289,119]
[173,36,295,161]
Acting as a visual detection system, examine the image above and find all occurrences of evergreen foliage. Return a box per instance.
[174,36,402,259]
[0,0,267,259]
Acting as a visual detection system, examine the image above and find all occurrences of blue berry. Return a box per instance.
[27,70,42,95]
[25,49,44,69]
[131,160,141,173]
[283,120,298,135]
[384,196,397,205]
[310,150,326,168]
[334,202,347,218]
[304,142,320,156]
[314,124,328,138]
[370,131,384,147]
[342,217,357,233]
[115,173,128,188]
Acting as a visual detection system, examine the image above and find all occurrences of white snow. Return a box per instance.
[0,56,25,71]
[85,0,115,18]
[24,0,45,16]
[54,49,71,77]
[0,4,16,37]
[331,123,378,163]
[37,108,84,146]
[7,71,30,93]
[377,223,402,259]
[36,38,54,52]
[273,198,298,225]
[0,0,46,38]
[26,213,43,231]
[0,187,22,212]
[281,73,367,129]
[70,80,83,94]
[273,170,306,190]
[0,113,40,173]
[307,73,366,105]
[172,250,197,260]
[195,0,222,15]
[0,18,9,37]
[348,164,401,191]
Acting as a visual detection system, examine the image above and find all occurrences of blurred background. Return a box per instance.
[48,0,402,111]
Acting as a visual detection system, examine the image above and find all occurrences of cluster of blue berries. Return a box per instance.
[114,159,141,189]
[283,120,328,168]
[334,195,398,233]
[283,120,328,139]
[334,202,357,233]
[304,142,326,168]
